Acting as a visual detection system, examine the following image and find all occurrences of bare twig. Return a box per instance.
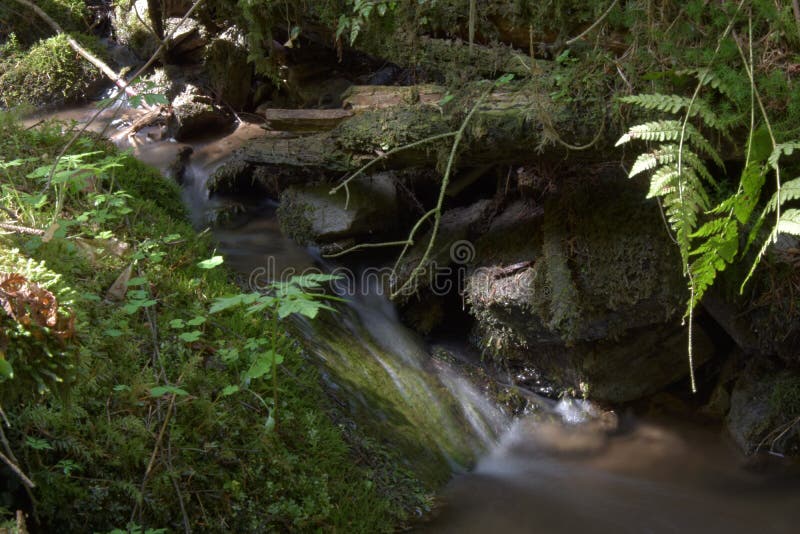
[130,392,177,525]
[565,0,620,46]
[42,0,207,194]
[0,449,35,489]
[391,91,490,298]
[10,0,137,97]
[0,222,44,235]
[329,131,457,209]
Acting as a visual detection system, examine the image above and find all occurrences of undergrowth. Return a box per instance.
[0,111,419,532]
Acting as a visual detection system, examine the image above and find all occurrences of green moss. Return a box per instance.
[0,115,414,532]
[0,0,87,46]
[770,374,800,420]
[0,33,107,107]
[113,1,158,60]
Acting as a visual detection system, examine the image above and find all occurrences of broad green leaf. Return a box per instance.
[179,331,202,342]
[221,385,240,397]
[187,316,206,326]
[198,255,224,269]
[209,293,259,313]
[244,351,283,380]
[0,359,13,380]
[150,385,189,397]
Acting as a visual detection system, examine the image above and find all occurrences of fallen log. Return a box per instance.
[262,109,355,132]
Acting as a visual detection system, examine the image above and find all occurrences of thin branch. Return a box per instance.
[392,91,490,298]
[0,449,35,489]
[565,0,620,46]
[42,0,207,194]
[130,392,177,526]
[329,132,457,209]
[10,0,137,97]
[323,239,412,258]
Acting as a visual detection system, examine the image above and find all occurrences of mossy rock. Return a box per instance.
[114,0,158,60]
[0,33,107,107]
[277,174,399,247]
[0,0,87,46]
[727,365,800,456]
[205,26,252,109]
[465,170,709,402]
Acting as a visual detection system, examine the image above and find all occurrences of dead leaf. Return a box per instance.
[106,264,132,301]
[0,272,74,341]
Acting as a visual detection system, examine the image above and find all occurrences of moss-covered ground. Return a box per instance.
[0,112,422,532]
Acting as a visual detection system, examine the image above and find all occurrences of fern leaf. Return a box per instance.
[646,166,679,198]
[765,176,800,213]
[616,120,683,146]
[775,208,800,236]
[676,68,736,100]
[741,208,800,291]
[616,121,722,167]
[767,142,800,169]
[619,94,726,132]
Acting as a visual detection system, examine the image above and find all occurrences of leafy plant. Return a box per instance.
[210,273,342,429]
[617,9,800,390]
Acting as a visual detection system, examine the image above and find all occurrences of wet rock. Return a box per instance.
[702,234,800,364]
[114,0,158,60]
[168,85,235,141]
[205,27,252,109]
[465,170,713,403]
[165,17,207,62]
[277,173,399,246]
[391,198,496,301]
[727,364,800,456]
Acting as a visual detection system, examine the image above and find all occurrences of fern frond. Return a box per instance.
[676,68,736,100]
[742,208,800,291]
[765,177,800,213]
[616,120,723,167]
[775,208,800,236]
[768,142,800,169]
[619,94,727,133]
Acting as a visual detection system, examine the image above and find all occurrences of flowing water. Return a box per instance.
[29,105,800,532]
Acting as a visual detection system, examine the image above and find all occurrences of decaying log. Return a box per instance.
[262,109,354,132]
[342,85,445,112]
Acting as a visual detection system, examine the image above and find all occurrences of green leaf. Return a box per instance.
[113,384,131,392]
[210,293,258,313]
[26,437,53,450]
[104,328,124,337]
[127,277,148,286]
[186,316,206,326]
[142,93,169,106]
[0,359,13,380]
[198,255,224,269]
[221,385,240,397]
[169,319,185,329]
[179,331,202,342]
[150,385,189,397]
[244,351,283,380]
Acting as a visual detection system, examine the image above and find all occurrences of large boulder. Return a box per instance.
[168,84,235,141]
[277,174,399,250]
[726,363,800,455]
[465,170,714,402]
[205,27,252,109]
[114,0,158,60]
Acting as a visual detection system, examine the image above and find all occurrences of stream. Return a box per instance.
[29,105,800,533]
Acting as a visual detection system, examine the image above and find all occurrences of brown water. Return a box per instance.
[29,104,800,534]
[423,403,800,533]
